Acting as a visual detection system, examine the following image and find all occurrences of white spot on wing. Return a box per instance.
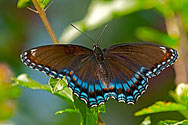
[160,47,167,53]
[31,49,37,56]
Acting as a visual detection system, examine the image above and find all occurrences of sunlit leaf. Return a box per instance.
[140,116,151,125]
[135,101,187,116]
[17,0,50,9]
[158,119,188,125]
[13,74,74,105]
[13,74,49,90]
[48,77,67,93]
[175,83,188,106]
[48,77,73,104]
[55,108,80,115]
[73,95,103,125]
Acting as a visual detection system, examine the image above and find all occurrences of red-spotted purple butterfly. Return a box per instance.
[20,42,178,107]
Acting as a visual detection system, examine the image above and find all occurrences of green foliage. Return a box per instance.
[140,116,151,125]
[17,0,51,9]
[135,27,178,47]
[14,74,106,124]
[158,120,188,125]
[136,83,188,124]
[135,101,187,116]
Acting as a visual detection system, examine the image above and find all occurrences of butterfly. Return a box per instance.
[20,43,178,107]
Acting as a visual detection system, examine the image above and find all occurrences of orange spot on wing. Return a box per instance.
[30,56,34,60]
[69,71,73,76]
[166,53,170,57]
[164,56,167,60]
[73,78,76,81]
[109,87,114,91]
[34,60,38,63]
[103,87,108,91]
[90,91,94,95]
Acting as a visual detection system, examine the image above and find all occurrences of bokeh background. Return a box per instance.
[0,0,187,124]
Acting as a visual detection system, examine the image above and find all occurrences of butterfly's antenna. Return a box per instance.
[71,24,95,44]
[97,24,108,46]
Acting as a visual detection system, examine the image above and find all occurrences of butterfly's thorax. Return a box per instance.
[93,45,104,61]
[93,45,109,86]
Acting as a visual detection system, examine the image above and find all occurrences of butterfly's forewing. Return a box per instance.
[103,43,178,104]
[20,44,107,107]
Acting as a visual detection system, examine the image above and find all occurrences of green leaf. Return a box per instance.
[140,116,151,125]
[158,120,188,125]
[17,0,33,8]
[17,0,50,9]
[13,74,74,105]
[13,74,50,90]
[38,0,51,9]
[135,101,187,116]
[48,77,74,104]
[135,27,178,47]
[48,77,67,93]
[73,95,105,125]
[55,108,80,115]
[175,83,188,106]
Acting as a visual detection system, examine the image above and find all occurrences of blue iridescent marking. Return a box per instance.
[82,81,88,89]
[118,93,126,100]
[63,69,69,74]
[127,80,134,87]
[74,88,80,94]
[134,73,140,79]
[30,63,35,67]
[122,83,130,91]
[131,77,137,83]
[141,80,147,87]
[69,82,75,89]
[116,83,122,92]
[140,67,145,72]
[89,98,96,102]
[44,67,50,73]
[95,84,101,91]
[146,71,152,77]
[159,66,165,71]
[155,70,160,75]
[80,92,88,99]
[126,96,134,102]
[110,92,117,98]
[96,96,104,104]
[73,75,77,81]
[133,90,139,99]
[137,85,144,93]
[50,71,57,77]
[77,79,82,84]
[37,65,42,70]
[58,74,64,78]
[104,93,110,100]
[153,68,157,73]
[25,59,30,65]
[164,63,169,67]
[89,99,97,106]
[88,84,94,94]
[66,76,71,81]
[100,81,107,89]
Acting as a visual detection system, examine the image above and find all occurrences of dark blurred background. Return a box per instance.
[0,0,184,124]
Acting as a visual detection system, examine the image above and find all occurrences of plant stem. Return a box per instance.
[174,14,188,84]
[32,0,58,44]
